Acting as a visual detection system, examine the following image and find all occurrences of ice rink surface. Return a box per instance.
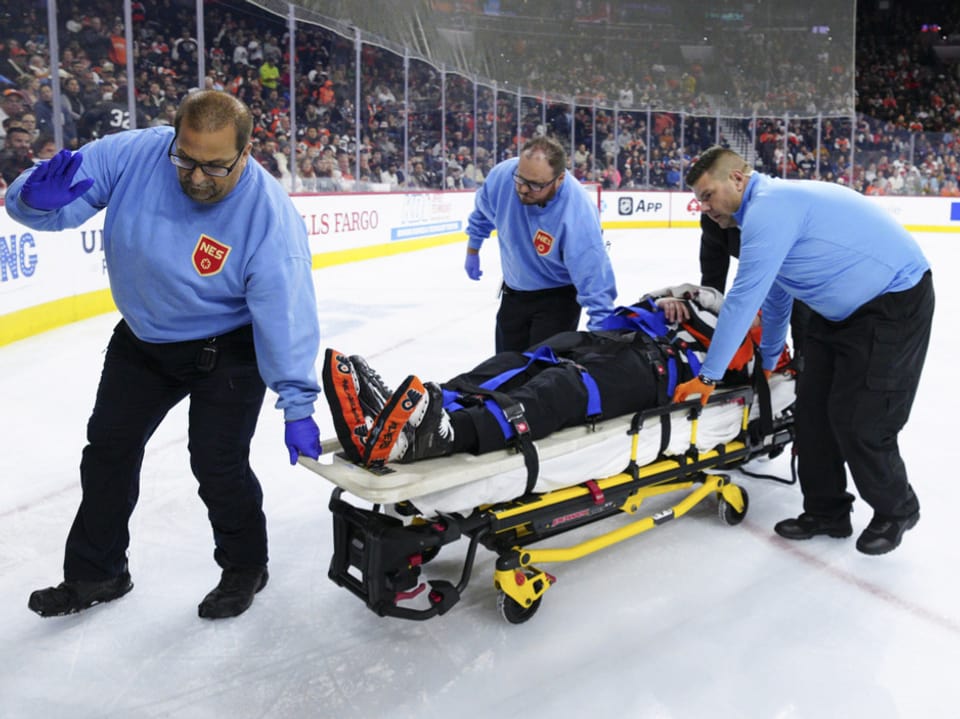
[1,228,957,719]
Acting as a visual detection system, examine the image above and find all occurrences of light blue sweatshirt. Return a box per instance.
[700,173,930,380]
[6,126,320,420]
[466,157,616,329]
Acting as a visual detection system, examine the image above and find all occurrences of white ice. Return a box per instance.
[1,229,957,719]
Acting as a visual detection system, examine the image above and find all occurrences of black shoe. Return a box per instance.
[28,571,133,617]
[350,354,393,420]
[774,512,853,540]
[390,381,455,463]
[856,511,920,555]
[198,566,268,619]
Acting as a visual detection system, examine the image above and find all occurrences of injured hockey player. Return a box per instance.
[322,283,794,471]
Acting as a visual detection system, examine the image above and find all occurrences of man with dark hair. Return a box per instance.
[5,90,322,619]
[675,146,933,555]
[0,125,34,184]
[463,135,617,352]
[34,82,78,149]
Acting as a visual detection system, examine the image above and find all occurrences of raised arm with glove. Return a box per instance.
[19,149,94,211]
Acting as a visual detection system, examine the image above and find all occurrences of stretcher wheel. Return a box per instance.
[497,592,542,624]
[718,486,749,525]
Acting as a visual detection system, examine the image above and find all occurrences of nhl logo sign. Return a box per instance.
[192,235,231,276]
[533,229,555,256]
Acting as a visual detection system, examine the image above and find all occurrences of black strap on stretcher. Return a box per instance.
[446,381,541,494]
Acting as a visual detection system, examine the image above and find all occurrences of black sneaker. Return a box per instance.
[350,354,393,420]
[856,511,920,555]
[391,381,455,464]
[774,512,853,540]
[28,571,133,617]
[198,566,268,619]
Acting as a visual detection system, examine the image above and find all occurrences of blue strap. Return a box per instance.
[665,350,678,396]
[443,345,559,413]
[600,299,670,337]
[443,344,602,440]
[604,300,688,395]
[580,370,602,417]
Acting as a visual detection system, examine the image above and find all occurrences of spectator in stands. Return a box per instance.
[172,28,199,69]
[252,137,281,179]
[31,133,56,161]
[258,54,280,92]
[379,159,401,189]
[407,159,431,188]
[335,149,354,190]
[297,155,318,191]
[315,150,338,191]
[62,76,87,125]
[0,88,29,142]
[445,161,466,189]
[34,82,78,149]
[78,16,113,67]
[108,21,127,68]
[17,110,37,141]
[0,125,34,184]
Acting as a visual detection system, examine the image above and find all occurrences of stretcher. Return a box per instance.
[299,374,796,623]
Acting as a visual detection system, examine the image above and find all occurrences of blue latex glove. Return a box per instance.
[285,416,321,465]
[20,149,95,211]
[464,252,482,280]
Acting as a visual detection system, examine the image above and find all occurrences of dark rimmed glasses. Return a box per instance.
[513,171,560,193]
[168,136,243,177]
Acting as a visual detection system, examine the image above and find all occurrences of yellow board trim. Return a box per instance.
[3,221,956,346]
[0,233,468,347]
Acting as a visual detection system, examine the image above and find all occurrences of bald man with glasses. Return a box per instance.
[464,135,617,352]
[5,90,322,620]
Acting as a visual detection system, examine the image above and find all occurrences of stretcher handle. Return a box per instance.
[630,385,753,433]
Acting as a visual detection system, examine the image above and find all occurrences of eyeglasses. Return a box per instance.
[513,171,560,193]
[168,136,243,177]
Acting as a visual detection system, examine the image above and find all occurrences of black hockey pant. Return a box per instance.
[445,330,662,454]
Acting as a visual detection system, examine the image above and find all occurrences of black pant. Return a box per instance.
[495,283,581,353]
[446,330,662,454]
[789,299,813,370]
[795,271,934,519]
[64,321,267,581]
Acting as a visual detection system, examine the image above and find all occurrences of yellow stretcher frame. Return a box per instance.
[320,386,794,623]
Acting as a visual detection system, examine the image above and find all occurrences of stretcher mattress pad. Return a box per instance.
[300,375,795,513]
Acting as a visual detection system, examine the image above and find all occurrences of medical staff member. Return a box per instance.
[463,135,617,352]
[5,90,322,619]
[673,146,933,556]
[691,211,810,366]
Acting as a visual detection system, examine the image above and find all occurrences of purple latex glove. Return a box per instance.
[20,149,95,211]
[285,416,321,465]
[464,252,482,280]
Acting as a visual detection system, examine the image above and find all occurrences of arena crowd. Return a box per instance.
[0,0,958,197]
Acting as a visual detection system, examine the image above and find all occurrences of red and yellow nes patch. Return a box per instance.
[192,234,231,276]
[533,229,555,256]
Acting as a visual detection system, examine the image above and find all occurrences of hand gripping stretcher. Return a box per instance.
[298,374,796,623]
